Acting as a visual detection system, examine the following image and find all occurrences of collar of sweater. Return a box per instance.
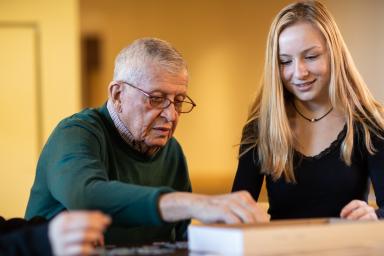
[106,99,160,156]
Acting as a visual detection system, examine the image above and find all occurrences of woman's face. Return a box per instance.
[278,21,331,104]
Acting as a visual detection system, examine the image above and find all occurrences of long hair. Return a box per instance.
[241,0,384,182]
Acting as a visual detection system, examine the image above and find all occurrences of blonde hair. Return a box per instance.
[242,0,384,182]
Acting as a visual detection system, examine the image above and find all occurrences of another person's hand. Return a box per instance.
[340,200,378,220]
[159,191,270,224]
[48,211,111,256]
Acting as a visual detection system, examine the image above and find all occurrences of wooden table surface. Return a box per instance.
[94,241,384,256]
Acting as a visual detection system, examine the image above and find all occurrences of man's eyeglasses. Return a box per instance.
[120,81,196,113]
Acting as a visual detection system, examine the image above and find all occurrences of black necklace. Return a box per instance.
[292,102,333,122]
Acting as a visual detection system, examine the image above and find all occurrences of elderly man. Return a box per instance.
[25,38,269,245]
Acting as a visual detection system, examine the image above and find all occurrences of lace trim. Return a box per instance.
[296,124,347,160]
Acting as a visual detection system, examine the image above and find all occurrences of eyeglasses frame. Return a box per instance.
[118,81,196,113]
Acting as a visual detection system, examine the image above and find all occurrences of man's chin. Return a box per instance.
[145,137,170,148]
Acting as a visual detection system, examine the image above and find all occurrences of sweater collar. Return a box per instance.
[106,99,160,156]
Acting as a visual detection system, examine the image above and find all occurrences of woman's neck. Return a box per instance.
[293,98,332,115]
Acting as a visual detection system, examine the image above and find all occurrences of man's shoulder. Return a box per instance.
[57,107,105,131]
[158,137,185,158]
[45,107,110,144]
[166,137,183,150]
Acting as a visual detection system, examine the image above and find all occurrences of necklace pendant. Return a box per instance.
[292,102,334,123]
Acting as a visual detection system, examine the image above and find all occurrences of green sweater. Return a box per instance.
[25,104,191,244]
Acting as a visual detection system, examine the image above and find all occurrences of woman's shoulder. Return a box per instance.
[242,119,258,139]
[353,121,384,137]
[240,119,258,155]
[353,121,384,153]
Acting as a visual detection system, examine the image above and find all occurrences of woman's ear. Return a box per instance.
[108,81,123,113]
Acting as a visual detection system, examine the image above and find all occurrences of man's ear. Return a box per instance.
[108,81,123,113]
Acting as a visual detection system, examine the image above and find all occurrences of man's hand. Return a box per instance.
[340,200,378,220]
[48,211,111,256]
[159,191,270,224]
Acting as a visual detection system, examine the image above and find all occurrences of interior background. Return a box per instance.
[1,0,383,217]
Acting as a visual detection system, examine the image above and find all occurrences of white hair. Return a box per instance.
[113,37,188,85]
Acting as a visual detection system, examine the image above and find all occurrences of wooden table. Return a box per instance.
[94,241,384,255]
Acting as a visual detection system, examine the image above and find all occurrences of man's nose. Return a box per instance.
[161,102,178,122]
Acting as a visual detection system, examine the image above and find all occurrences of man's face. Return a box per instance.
[118,69,188,149]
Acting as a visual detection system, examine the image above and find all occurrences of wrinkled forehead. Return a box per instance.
[145,62,187,81]
[141,65,189,94]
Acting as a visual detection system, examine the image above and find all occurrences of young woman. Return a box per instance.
[232,0,384,221]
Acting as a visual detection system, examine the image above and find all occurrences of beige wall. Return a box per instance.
[80,0,384,197]
[0,0,80,218]
[324,0,384,103]
[0,0,381,217]
[80,0,293,196]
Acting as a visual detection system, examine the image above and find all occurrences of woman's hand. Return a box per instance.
[340,200,378,220]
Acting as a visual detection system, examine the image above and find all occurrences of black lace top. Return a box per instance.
[232,123,384,219]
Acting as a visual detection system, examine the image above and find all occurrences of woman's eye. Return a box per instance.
[279,59,292,65]
[306,55,319,60]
